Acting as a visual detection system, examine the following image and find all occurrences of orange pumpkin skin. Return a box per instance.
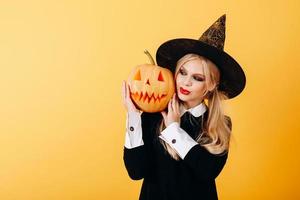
[127,64,175,113]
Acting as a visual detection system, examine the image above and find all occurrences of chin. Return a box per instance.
[177,93,190,102]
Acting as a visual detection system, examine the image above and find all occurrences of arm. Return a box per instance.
[159,115,232,180]
[121,81,153,180]
[124,111,144,149]
[123,112,155,180]
[183,144,228,181]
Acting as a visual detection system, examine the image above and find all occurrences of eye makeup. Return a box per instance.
[179,67,205,82]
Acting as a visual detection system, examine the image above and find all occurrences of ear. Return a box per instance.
[202,89,210,99]
[207,82,219,93]
[203,85,218,99]
[206,86,214,92]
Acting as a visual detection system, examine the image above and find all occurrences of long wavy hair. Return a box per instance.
[157,54,232,160]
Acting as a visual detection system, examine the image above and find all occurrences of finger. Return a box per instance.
[126,82,130,99]
[171,94,176,111]
[126,81,130,98]
[161,111,168,126]
[121,81,124,98]
[122,81,126,99]
[168,99,172,112]
[173,94,179,114]
[161,111,167,121]
[126,85,136,106]
[121,81,127,106]
[125,82,128,96]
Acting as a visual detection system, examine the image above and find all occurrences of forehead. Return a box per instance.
[181,59,205,74]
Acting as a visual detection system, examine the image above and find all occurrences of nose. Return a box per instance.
[183,77,192,86]
[146,79,150,85]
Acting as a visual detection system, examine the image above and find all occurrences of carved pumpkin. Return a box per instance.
[127,50,175,113]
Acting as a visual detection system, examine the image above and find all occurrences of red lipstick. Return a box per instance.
[180,87,190,95]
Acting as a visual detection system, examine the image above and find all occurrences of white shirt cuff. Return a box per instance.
[159,122,198,159]
[124,111,144,149]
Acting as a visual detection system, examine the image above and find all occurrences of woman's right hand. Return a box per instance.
[121,80,140,113]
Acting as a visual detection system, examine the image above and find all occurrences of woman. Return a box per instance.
[122,14,246,200]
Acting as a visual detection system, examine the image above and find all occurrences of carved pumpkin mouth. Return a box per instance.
[131,91,167,103]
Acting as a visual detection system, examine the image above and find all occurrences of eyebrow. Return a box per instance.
[180,66,206,78]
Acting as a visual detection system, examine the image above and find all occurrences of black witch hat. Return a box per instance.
[156,14,246,99]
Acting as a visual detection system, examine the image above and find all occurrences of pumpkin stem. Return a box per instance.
[144,49,156,65]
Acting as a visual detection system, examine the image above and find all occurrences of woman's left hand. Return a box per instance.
[161,94,181,127]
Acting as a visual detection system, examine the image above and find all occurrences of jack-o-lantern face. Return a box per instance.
[127,63,175,113]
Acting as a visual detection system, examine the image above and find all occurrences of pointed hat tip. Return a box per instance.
[215,14,226,25]
[219,14,226,21]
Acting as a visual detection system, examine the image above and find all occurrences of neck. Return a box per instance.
[183,99,204,109]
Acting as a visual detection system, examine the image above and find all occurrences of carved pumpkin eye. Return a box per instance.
[158,71,164,82]
[134,70,141,81]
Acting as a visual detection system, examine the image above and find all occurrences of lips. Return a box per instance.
[180,87,190,95]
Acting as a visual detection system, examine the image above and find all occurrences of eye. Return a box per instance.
[134,70,141,80]
[158,71,164,82]
[179,68,187,75]
[193,76,205,82]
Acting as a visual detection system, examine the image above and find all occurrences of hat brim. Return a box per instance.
[156,38,246,99]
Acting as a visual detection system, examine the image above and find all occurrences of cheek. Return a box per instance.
[192,83,207,94]
[175,75,183,86]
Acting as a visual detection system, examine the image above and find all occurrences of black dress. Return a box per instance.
[123,111,231,200]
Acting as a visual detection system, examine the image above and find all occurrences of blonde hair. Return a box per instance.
[158,54,232,160]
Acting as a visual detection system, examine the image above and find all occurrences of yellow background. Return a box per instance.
[0,0,299,199]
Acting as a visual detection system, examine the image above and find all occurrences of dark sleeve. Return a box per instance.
[183,115,232,181]
[123,145,149,180]
[123,113,158,180]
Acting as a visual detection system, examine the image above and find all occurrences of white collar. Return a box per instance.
[179,102,207,117]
